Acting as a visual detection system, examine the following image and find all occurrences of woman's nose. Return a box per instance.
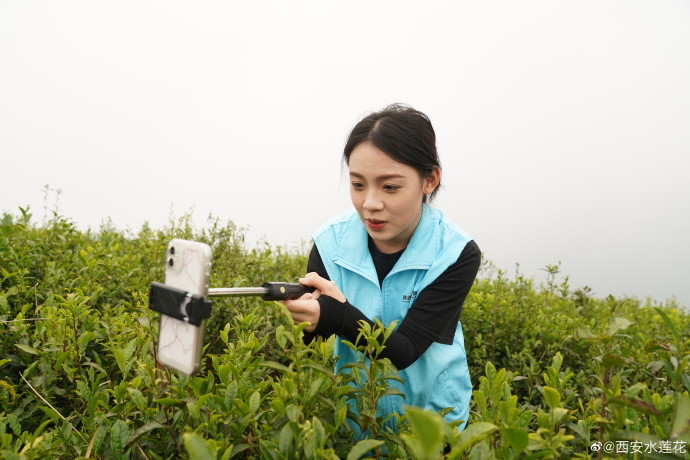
[363,191,384,211]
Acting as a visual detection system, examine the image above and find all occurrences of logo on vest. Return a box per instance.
[402,291,418,303]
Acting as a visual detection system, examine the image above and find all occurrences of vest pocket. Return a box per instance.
[434,369,466,416]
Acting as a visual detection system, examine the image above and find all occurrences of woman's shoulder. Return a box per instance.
[425,205,474,245]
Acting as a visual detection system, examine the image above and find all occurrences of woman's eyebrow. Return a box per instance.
[349,172,405,180]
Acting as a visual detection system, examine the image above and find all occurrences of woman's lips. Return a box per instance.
[366,219,386,231]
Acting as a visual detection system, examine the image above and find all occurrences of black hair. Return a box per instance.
[343,103,441,202]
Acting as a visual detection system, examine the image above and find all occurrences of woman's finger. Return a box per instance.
[299,273,345,302]
[298,272,326,287]
[281,297,320,332]
[283,298,311,313]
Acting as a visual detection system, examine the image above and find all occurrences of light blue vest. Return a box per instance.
[312,204,473,430]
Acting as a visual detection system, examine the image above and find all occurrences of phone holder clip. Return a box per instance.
[149,282,212,327]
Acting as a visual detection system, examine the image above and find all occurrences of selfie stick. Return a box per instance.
[149,282,314,326]
[208,283,315,300]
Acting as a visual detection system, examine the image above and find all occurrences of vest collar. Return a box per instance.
[333,204,439,282]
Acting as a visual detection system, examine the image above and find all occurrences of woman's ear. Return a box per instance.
[423,167,441,195]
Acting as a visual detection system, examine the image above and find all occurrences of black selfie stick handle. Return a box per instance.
[261,282,316,301]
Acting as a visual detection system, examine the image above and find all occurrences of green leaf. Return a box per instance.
[484,361,497,381]
[2,452,23,460]
[89,425,108,457]
[7,413,20,436]
[542,386,561,409]
[259,360,291,373]
[380,387,405,398]
[154,397,186,407]
[575,327,597,339]
[346,439,384,460]
[37,406,60,423]
[681,372,690,394]
[248,391,260,414]
[611,430,662,446]
[229,444,250,457]
[286,404,301,422]
[501,426,528,452]
[307,376,325,399]
[550,352,563,372]
[312,416,325,446]
[335,402,347,427]
[77,331,97,350]
[602,352,629,370]
[551,407,569,426]
[670,394,690,442]
[183,432,216,460]
[647,360,665,374]
[654,307,680,339]
[301,363,336,378]
[113,348,127,376]
[127,388,147,411]
[279,423,293,453]
[224,381,238,408]
[609,397,662,417]
[110,419,130,456]
[126,421,164,448]
[275,325,288,348]
[82,360,107,374]
[0,379,16,398]
[457,422,498,450]
[15,343,39,355]
[404,406,444,456]
[468,441,492,459]
[339,362,367,372]
[607,316,633,336]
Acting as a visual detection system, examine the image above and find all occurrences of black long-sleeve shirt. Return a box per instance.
[303,238,480,370]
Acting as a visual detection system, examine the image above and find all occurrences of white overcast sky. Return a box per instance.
[1,1,689,308]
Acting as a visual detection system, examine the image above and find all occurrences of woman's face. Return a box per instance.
[348,141,440,254]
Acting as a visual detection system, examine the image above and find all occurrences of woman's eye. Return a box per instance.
[383,185,400,191]
[351,182,364,189]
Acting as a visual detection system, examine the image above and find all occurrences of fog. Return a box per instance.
[2,1,689,307]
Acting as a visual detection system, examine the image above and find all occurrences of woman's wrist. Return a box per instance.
[313,295,348,337]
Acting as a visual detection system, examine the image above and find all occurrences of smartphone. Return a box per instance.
[156,238,212,375]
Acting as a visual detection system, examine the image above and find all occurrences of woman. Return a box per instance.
[283,104,480,431]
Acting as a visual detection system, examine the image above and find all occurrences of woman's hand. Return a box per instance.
[281,292,320,332]
[280,273,346,332]
[299,272,346,303]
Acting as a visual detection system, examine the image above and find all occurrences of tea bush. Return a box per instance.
[1,208,688,459]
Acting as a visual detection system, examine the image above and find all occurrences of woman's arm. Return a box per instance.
[283,242,481,370]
